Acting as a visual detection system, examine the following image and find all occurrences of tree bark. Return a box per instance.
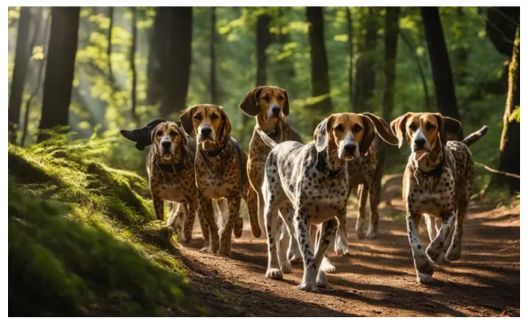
[107,7,114,83]
[8,7,32,143]
[496,27,520,192]
[353,8,378,113]
[130,7,137,121]
[37,7,80,141]
[345,7,354,112]
[306,7,333,116]
[256,13,271,86]
[421,7,461,124]
[486,7,519,57]
[382,7,400,121]
[210,7,218,103]
[146,7,167,105]
[159,7,192,117]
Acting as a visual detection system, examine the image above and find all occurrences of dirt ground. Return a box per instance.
[177,188,520,317]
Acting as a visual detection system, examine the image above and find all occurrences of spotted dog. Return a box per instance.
[239,86,302,239]
[390,112,488,284]
[180,104,250,256]
[261,113,399,291]
[121,121,197,243]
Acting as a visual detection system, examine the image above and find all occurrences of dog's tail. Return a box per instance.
[462,125,489,147]
[256,127,279,149]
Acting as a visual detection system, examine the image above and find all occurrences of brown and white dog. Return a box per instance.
[390,112,487,284]
[180,104,254,256]
[239,86,302,238]
[261,112,398,291]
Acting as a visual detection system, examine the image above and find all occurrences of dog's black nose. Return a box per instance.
[344,144,357,153]
[414,138,426,147]
[271,105,281,116]
[201,127,212,136]
[162,141,171,149]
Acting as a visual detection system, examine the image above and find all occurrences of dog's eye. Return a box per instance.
[170,131,178,137]
[353,124,363,133]
[334,124,344,132]
[193,113,201,120]
[277,95,284,101]
[210,113,219,120]
[261,96,270,102]
[409,123,417,131]
[156,130,163,136]
[426,123,435,131]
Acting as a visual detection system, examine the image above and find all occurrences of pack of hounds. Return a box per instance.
[121,85,489,291]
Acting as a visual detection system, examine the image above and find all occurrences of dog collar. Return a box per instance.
[419,155,445,177]
[156,161,184,173]
[316,151,345,178]
[200,139,229,158]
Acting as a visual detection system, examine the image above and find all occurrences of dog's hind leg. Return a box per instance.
[315,218,338,288]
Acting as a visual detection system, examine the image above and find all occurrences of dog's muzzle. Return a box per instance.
[199,126,214,141]
[267,104,281,118]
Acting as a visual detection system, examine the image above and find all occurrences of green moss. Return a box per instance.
[8,133,202,316]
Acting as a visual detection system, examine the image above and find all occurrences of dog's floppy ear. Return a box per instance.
[219,106,232,141]
[359,115,376,156]
[120,118,166,151]
[390,113,411,148]
[314,116,333,152]
[281,88,289,116]
[180,105,198,135]
[361,113,399,147]
[435,113,462,146]
[239,86,263,116]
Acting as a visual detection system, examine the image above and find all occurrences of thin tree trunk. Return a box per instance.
[496,27,520,192]
[306,7,333,117]
[107,7,114,83]
[399,29,431,110]
[8,7,32,143]
[37,7,80,141]
[159,7,192,116]
[345,7,354,112]
[382,7,400,120]
[353,8,378,113]
[146,7,167,105]
[130,7,137,121]
[256,13,271,86]
[210,7,218,103]
[21,8,48,146]
[421,7,461,124]
[486,7,519,56]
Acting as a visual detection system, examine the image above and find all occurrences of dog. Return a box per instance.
[121,121,197,243]
[180,104,253,256]
[239,85,302,238]
[261,112,399,291]
[390,112,488,284]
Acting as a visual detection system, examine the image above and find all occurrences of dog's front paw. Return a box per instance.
[280,261,292,274]
[316,271,329,288]
[265,268,283,280]
[298,282,318,292]
[320,257,336,273]
[416,272,434,284]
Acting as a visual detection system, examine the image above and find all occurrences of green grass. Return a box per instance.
[8,132,203,316]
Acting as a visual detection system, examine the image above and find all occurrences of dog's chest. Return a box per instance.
[150,169,194,202]
[407,171,456,216]
[196,156,240,199]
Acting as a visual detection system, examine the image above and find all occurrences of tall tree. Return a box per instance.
[353,8,378,113]
[421,7,461,124]
[496,27,520,192]
[210,7,218,103]
[345,7,354,112]
[146,7,167,105]
[8,7,32,143]
[37,7,80,141]
[159,7,192,117]
[485,7,519,57]
[382,7,400,120]
[306,7,333,117]
[130,7,137,120]
[107,7,114,83]
[256,13,271,86]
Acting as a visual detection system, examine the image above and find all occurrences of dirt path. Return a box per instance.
[178,194,520,316]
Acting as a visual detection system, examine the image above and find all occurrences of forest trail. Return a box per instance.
[177,188,520,316]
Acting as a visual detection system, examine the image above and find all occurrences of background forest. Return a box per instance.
[7,6,520,316]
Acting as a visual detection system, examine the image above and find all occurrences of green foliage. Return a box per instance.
[8,132,203,316]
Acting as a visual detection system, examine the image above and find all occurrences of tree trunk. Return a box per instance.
[256,13,271,86]
[353,8,378,113]
[8,7,32,143]
[210,7,218,103]
[496,27,520,192]
[421,7,461,125]
[130,7,137,121]
[306,7,333,116]
[345,7,354,112]
[37,7,80,141]
[486,7,519,57]
[382,7,400,120]
[107,7,114,83]
[146,7,167,105]
[159,7,192,117]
